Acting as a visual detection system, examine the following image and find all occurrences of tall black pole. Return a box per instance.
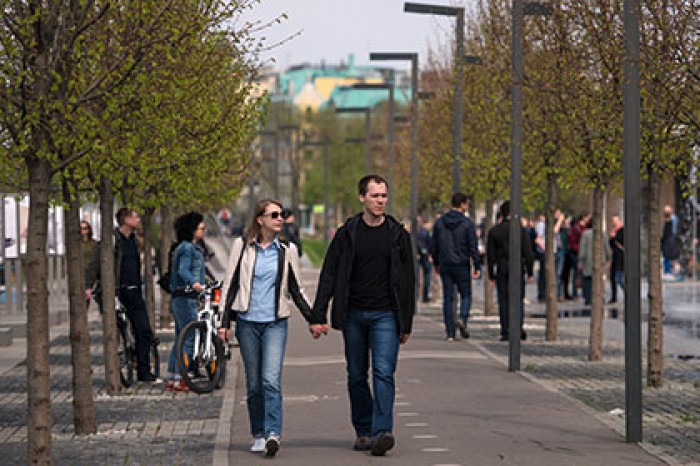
[365,109,372,174]
[453,9,464,193]
[323,141,330,249]
[508,0,524,371]
[623,0,642,443]
[273,133,279,199]
[409,55,419,245]
[387,78,396,215]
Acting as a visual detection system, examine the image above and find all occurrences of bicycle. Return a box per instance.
[176,281,228,394]
[116,296,160,387]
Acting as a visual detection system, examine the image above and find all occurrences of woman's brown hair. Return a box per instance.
[246,198,284,243]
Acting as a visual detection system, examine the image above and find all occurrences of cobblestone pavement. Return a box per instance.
[420,304,700,465]
[0,320,224,465]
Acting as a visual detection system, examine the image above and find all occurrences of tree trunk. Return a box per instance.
[588,187,605,361]
[545,176,558,341]
[142,208,156,330]
[647,171,664,387]
[26,157,52,464]
[99,178,121,394]
[159,205,173,327]
[483,199,495,316]
[63,185,96,434]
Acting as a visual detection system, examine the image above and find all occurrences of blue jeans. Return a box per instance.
[439,264,473,337]
[555,249,565,299]
[417,256,432,301]
[167,296,198,379]
[663,257,673,274]
[236,318,288,438]
[343,308,400,438]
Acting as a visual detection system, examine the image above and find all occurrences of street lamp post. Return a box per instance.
[303,138,330,248]
[369,52,419,236]
[335,106,373,175]
[404,2,464,193]
[279,124,301,217]
[622,0,642,444]
[259,130,280,199]
[509,1,551,371]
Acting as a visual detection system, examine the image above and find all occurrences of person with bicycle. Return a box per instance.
[219,198,316,458]
[85,207,160,383]
[165,212,207,392]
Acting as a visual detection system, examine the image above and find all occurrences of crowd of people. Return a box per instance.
[76,179,695,460]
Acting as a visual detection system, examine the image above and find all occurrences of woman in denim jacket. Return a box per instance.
[166,212,207,392]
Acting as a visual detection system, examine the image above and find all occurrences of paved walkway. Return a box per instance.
[0,258,698,464]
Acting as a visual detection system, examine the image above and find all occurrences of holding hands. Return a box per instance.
[309,324,330,339]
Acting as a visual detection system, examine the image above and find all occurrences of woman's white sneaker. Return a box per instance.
[250,437,265,452]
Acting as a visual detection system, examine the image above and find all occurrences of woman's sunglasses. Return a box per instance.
[262,211,288,220]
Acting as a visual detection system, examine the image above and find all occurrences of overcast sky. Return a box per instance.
[237,0,472,70]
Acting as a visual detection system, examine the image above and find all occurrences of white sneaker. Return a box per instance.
[265,434,280,457]
[250,437,265,453]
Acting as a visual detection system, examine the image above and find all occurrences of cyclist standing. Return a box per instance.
[165,212,206,392]
[85,207,160,383]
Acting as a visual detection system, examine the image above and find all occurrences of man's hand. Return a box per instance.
[399,334,410,345]
[192,282,204,293]
[85,289,93,301]
[309,324,329,339]
[472,269,481,280]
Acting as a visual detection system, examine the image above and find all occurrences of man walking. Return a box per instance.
[430,193,481,341]
[486,201,534,341]
[86,207,160,382]
[310,174,415,457]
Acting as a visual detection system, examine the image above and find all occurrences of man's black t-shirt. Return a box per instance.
[119,232,141,287]
[348,219,392,310]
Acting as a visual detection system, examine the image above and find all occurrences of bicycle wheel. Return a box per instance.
[177,321,225,394]
[117,323,134,387]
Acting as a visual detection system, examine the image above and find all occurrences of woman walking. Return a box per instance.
[166,212,207,392]
[219,199,317,458]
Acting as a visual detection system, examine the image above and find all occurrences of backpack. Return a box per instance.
[157,241,180,294]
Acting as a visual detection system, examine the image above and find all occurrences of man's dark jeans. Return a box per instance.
[495,273,525,338]
[439,264,472,338]
[343,308,399,438]
[118,287,155,377]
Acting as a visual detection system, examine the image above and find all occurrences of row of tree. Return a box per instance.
[272,2,697,389]
[1,1,270,463]
[410,0,698,384]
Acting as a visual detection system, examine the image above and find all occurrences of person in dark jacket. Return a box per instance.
[310,174,416,457]
[281,208,303,257]
[661,204,679,278]
[430,193,481,340]
[486,201,534,341]
[415,215,432,303]
[608,215,624,303]
[85,207,159,382]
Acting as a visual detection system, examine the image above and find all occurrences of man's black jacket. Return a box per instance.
[486,220,534,280]
[311,214,416,335]
[486,219,534,280]
[430,209,481,269]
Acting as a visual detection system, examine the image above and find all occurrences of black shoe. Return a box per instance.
[607,299,617,304]
[520,330,527,341]
[371,432,395,456]
[265,434,280,457]
[500,335,508,341]
[137,372,162,383]
[456,320,470,339]
[353,436,371,451]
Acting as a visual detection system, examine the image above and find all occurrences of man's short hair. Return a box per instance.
[358,174,388,196]
[451,192,468,208]
[115,207,135,226]
[499,201,511,219]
